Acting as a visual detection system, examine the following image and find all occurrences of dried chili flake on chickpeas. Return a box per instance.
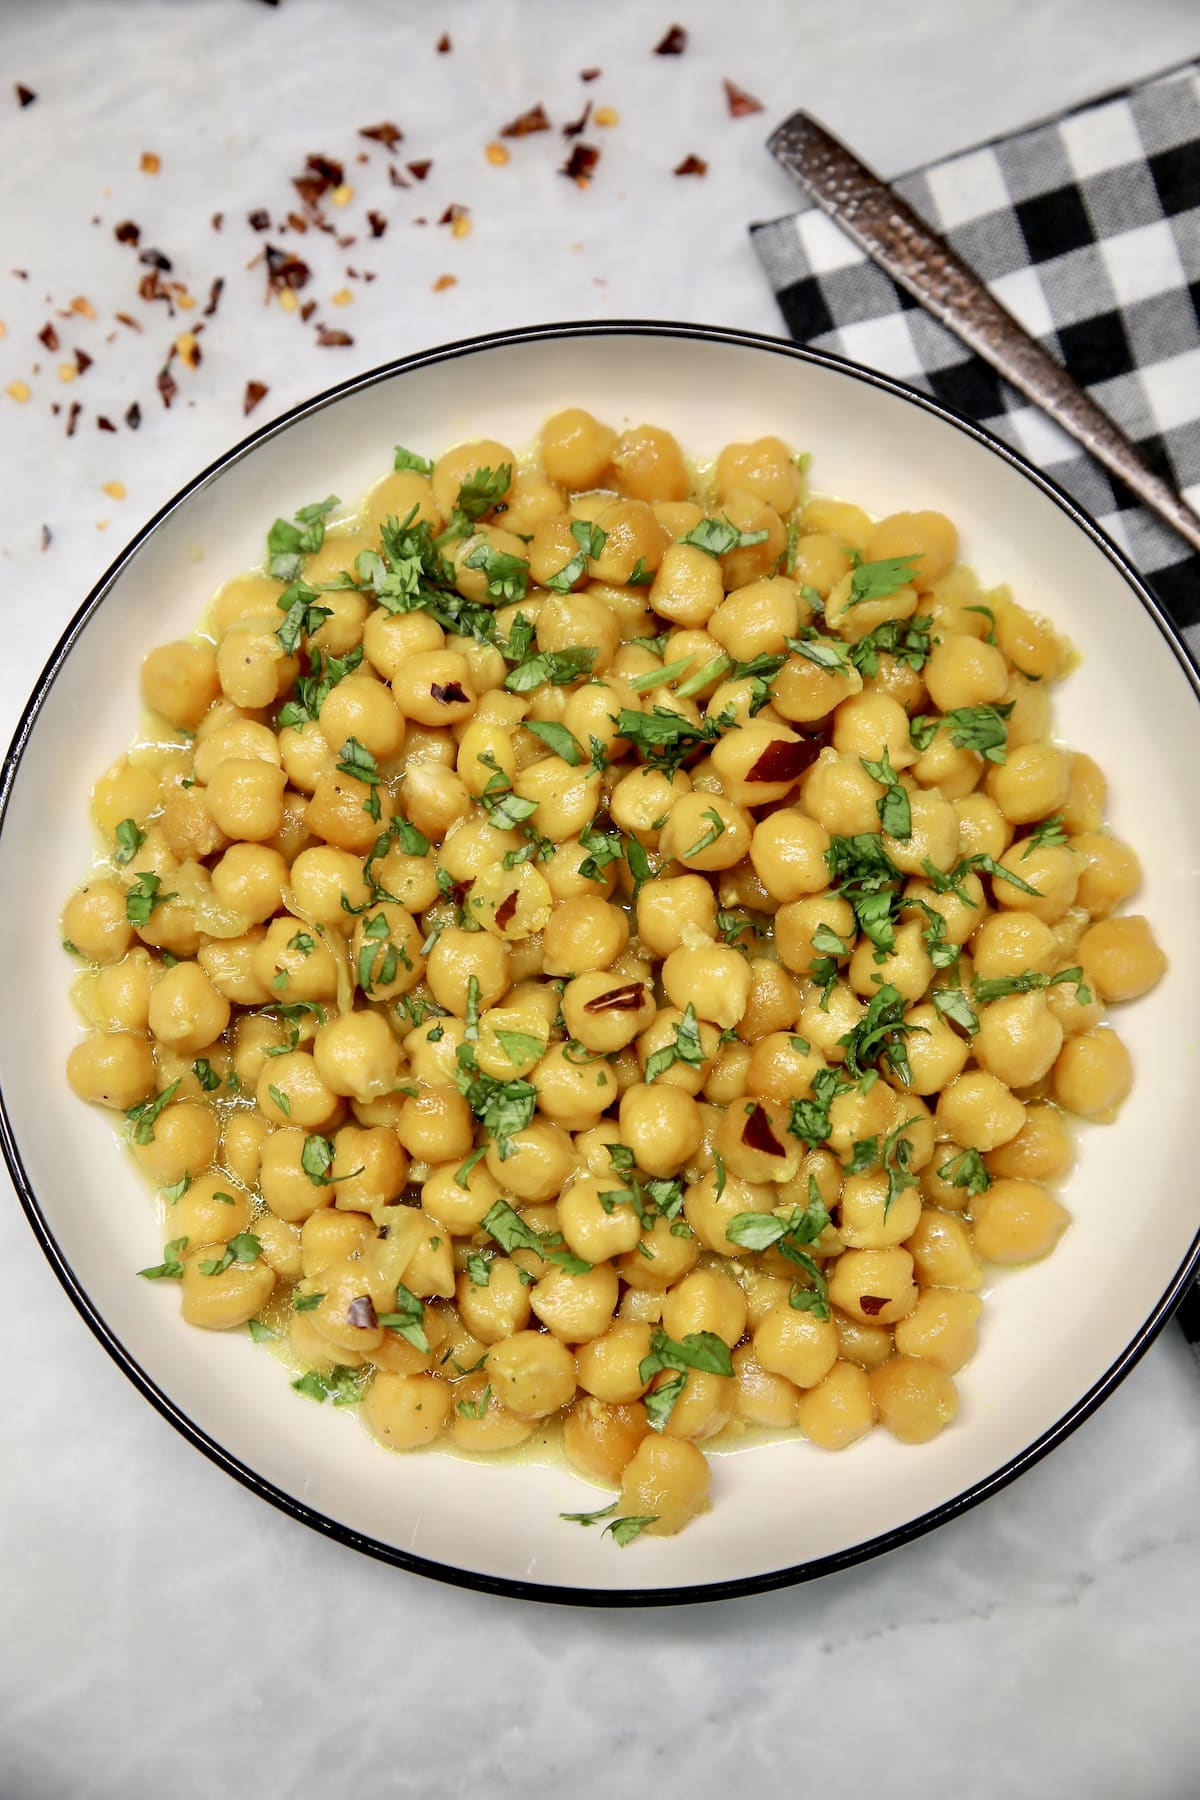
[62,404,1164,1540]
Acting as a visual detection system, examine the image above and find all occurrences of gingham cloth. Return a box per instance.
[754,63,1200,1354]
[751,61,1200,649]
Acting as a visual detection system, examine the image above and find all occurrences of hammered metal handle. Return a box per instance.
[769,111,1200,557]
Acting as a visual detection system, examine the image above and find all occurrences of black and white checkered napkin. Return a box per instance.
[753,63,1200,1355]
[751,61,1200,653]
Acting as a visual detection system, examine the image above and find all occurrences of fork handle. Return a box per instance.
[768,111,1200,558]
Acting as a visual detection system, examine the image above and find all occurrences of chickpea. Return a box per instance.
[662,1268,748,1347]
[788,531,852,598]
[255,1050,340,1131]
[902,1003,970,1096]
[559,1398,648,1488]
[618,1434,711,1536]
[616,1214,701,1291]
[170,1172,253,1250]
[923,633,1009,713]
[749,810,831,902]
[91,757,161,838]
[955,792,1011,861]
[866,511,957,590]
[329,1125,408,1213]
[986,743,1071,826]
[905,1208,982,1289]
[575,1320,653,1403]
[527,1260,617,1344]
[800,751,882,838]
[223,1110,271,1188]
[1062,751,1107,835]
[827,1247,918,1325]
[362,608,445,683]
[391,651,477,728]
[130,1101,219,1186]
[971,909,1056,979]
[1053,1028,1132,1120]
[147,961,231,1057]
[398,1086,474,1163]
[794,1358,877,1450]
[972,1178,1069,1264]
[834,1309,894,1370]
[983,1103,1073,1183]
[541,408,616,490]
[648,541,724,628]
[256,1214,303,1282]
[935,1069,1025,1150]
[252,916,340,1003]
[425,927,510,1016]
[753,1303,839,1389]
[204,759,287,843]
[973,991,1063,1089]
[180,1247,276,1331]
[310,1010,400,1103]
[839,1169,922,1250]
[894,1288,982,1373]
[732,1344,802,1429]
[141,640,221,730]
[448,1374,536,1453]
[478,1332,576,1421]
[1077,914,1166,1003]
[456,1257,532,1345]
[542,897,629,978]
[659,791,753,872]
[67,1031,156,1110]
[633,878,714,962]
[869,1356,958,1443]
[561,971,655,1055]
[62,880,135,966]
[849,920,933,1004]
[364,1373,452,1450]
[531,1043,616,1131]
[557,1173,643,1262]
[715,435,799,516]
[993,841,1078,925]
[430,438,513,518]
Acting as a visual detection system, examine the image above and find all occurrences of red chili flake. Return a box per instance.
[495,891,520,932]
[561,143,601,185]
[674,154,708,177]
[655,25,687,53]
[346,1295,377,1330]
[96,415,116,432]
[264,244,311,296]
[203,277,225,317]
[501,104,551,138]
[859,1295,890,1317]
[15,83,37,107]
[138,270,172,310]
[562,101,592,139]
[360,120,403,151]
[431,681,468,704]
[243,380,268,415]
[583,982,647,1014]
[247,208,270,231]
[283,211,307,233]
[438,203,469,226]
[747,737,817,784]
[211,212,224,231]
[315,325,354,347]
[406,159,432,181]
[11,270,28,279]
[115,311,142,332]
[293,152,344,211]
[580,68,601,82]
[65,401,81,436]
[366,210,388,238]
[125,401,142,429]
[724,78,765,116]
[157,365,178,409]
[138,246,173,272]
[40,524,51,551]
[38,322,60,352]
[300,300,317,321]
[114,220,141,246]
[436,32,451,51]
[742,1103,785,1157]
[75,348,93,375]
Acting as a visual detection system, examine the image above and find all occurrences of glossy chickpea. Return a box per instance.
[973,992,1064,1089]
[972,1179,1069,1264]
[797,982,865,1065]
[953,795,1009,864]
[770,897,853,978]
[513,755,601,843]
[905,1209,982,1289]
[971,910,1057,979]
[849,920,933,1005]
[935,1070,1024,1150]
[609,764,690,849]
[147,961,231,1057]
[91,757,162,837]
[1053,1028,1132,1120]
[363,1373,452,1450]
[709,573,801,663]
[772,648,862,726]
[66,1031,156,1110]
[838,1168,923,1250]
[203,759,287,843]
[180,1246,275,1331]
[530,1260,619,1344]
[251,916,340,1003]
[730,1344,800,1429]
[62,879,135,966]
[329,1124,408,1212]
[1004,676,1052,751]
[430,438,514,517]
[866,511,958,590]
[215,624,294,710]
[923,633,1009,713]
[826,570,919,641]
[558,1173,644,1262]
[616,1214,702,1291]
[540,408,616,489]
[562,972,655,1055]
[364,466,442,536]
[398,1086,474,1163]
[90,949,155,1032]
[425,927,510,1016]
[222,1110,270,1189]
[714,490,786,591]
[300,1209,375,1278]
[633,876,714,960]
[648,542,724,627]
[714,435,798,516]
[983,1103,1074,1182]
[833,1309,894,1370]
[894,1288,982,1374]
[193,716,280,781]
[484,1332,578,1421]
[787,530,852,598]
[681,1167,772,1256]
[449,1373,536,1452]
[208,843,287,927]
[869,1356,958,1443]
[391,650,477,729]
[562,1398,650,1484]
[607,422,688,503]
[827,1247,918,1326]
[1062,752,1107,835]
[310,1010,400,1103]
[317,677,406,766]
[1069,833,1140,920]
[662,1268,748,1349]
[714,1095,802,1186]
[993,842,1079,924]
[590,499,670,586]
[532,1043,616,1130]
[255,1050,340,1131]
[362,608,445,684]
[658,792,752,873]
[801,751,882,837]
[749,810,831,902]
[986,743,1071,826]
[542,897,628,977]
[130,1101,219,1186]
[1077,914,1166,1002]
[753,1303,839,1389]
[456,1257,532,1345]
[170,1172,253,1251]
[574,1320,653,1403]
[657,1366,734,1442]
[660,939,750,1031]
[612,1083,699,1178]
[141,640,221,729]
[612,1432,710,1539]
[790,1360,874,1450]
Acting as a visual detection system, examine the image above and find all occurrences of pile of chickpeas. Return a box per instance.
[63,408,1166,1540]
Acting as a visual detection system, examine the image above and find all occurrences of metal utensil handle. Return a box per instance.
[769,111,1200,558]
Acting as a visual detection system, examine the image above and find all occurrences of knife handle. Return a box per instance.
[768,111,1200,558]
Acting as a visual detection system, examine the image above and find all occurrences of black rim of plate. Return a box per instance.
[3,319,1198,1609]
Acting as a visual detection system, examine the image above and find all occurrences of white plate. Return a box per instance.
[3,322,1198,1604]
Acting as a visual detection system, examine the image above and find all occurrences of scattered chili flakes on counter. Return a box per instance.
[264,243,311,298]
[66,400,81,434]
[102,481,126,500]
[125,401,141,428]
[203,277,224,316]
[293,153,343,211]
[38,322,60,352]
[157,365,178,407]
[580,67,601,82]
[6,381,30,402]
[279,288,299,311]
[436,32,451,51]
[15,83,37,107]
[674,154,708,176]
[432,273,457,292]
[486,142,510,166]
[407,160,432,181]
[175,331,201,369]
[70,296,96,318]
[315,324,354,346]
[561,143,601,186]
[655,25,687,53]
[116,311,141,332]
[360,121,403,151]
[366,209,388,236]
[387,166,409,190]
[248,208,270,231]
[563,102,592,139]
[40,524,51,550]
[114,220,140,245]
[724,79,764,116]
[140,151,161,174]
[97,415,116,432]
[501,104,551,137]
[243,380,268,415]
[211,212,223,231]
[75,349,93,374]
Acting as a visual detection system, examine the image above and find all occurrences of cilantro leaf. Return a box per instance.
[560,1500,620,1526]
[910,702,1014,765]
[125,871,176,927]
[644,1003,706,1082]
[377,1281,429,1352]
[524,720,585,766]
[126,1078,181,1146]
[138,1235,189,1280]
[455,465,512,522]
[680,515,769,558]
[602,1514,659,1547]
[860,748,912,839]
[267,494,338,582]
[505,646,597,693]
[113,818,146,866]
[393,445,432,474]
[545,518,608,594]
[844,553,923,609]
[937,1147,992,1196]
[462,538,530,603]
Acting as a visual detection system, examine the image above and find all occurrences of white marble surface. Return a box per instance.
[2,1,1199,1793]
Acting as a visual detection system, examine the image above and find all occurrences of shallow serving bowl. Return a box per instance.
[2,322,1198,1605]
